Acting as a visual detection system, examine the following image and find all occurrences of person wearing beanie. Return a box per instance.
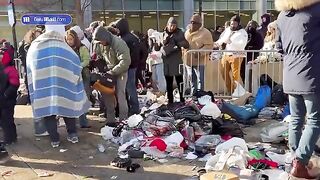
[275,0,320,178]
[257,13,271,39]
[216,15,248,94]
[185,14,214,91]
[158,17,189,104]
[93,26,131,127]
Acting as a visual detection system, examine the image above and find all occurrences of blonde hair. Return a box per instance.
[264,21,277,43]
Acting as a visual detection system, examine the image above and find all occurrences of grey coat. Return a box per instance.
[275,0,320,94]
[160,28,189,76]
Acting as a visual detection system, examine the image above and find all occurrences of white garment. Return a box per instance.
[216,27,248,56]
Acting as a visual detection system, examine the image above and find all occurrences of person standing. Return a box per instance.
[185,14,214,91]
[257,14,271,39]
[216,15,248,94]
[92,26,131,127]
[242,20,264,81]
[0,48,19,145]
[115,18,141,115]
[159,17,189,104]
[65,29,91,128]
[27,30,90,148]
[275,0,320,178]
[147,29,167,94]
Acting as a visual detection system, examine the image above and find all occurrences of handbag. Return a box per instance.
[89,58,116,89]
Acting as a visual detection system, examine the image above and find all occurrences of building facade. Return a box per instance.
[0,0,277,42]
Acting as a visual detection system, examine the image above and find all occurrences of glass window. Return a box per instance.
[141,0,157,10]
[159,0,173,10]
[141,11,157,33]
[125,12,142,32]
[173,0,184,10]
[62,0,76,11]
[124,0,141,10]
[16,0,62,12]
[228,1,240,10]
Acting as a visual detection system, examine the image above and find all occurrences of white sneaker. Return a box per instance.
[34,131,49,137]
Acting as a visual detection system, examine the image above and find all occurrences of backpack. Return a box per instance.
[174,104,202,122]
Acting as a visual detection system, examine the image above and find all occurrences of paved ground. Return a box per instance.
[0,105,283,180]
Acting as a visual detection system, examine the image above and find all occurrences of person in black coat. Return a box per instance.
[275,0,320,178]
[241,20,264,81]
[257,14,271,39]
[115,18,141,115]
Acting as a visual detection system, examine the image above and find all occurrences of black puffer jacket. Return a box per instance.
[115,18,141,69]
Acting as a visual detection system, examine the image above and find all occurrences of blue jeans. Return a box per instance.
[192,65,205,90]
[151,63,166,93]
[126,68,140,115]
[289,94,320,165]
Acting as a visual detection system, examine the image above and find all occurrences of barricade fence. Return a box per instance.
[182,49,283,98]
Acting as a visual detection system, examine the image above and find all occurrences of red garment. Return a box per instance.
[1,51,19,87]
[248,159,278,168]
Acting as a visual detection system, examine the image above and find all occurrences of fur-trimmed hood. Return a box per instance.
[275,0,320,11]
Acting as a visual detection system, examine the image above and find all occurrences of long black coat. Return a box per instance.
[160,28,189,76]
[276,0,320,94]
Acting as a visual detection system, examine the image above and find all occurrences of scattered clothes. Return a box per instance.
[110,157,132,168]
[185,152,198,160]
[248,159,278,169]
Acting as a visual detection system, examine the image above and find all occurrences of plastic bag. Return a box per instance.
[232,81,246,98]
[127,114,144,128]
[164,132,184,148]
[200,102,221,119]
[100,126,114,140]
[260,122,288,143]
[206,147,248,171]
[215,137,249,153]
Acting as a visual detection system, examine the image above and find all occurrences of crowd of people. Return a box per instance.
[0,0,319,178]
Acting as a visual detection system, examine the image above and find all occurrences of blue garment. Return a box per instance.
[26,31,90,119]
[288,94,320,165]
[254,85,271,111]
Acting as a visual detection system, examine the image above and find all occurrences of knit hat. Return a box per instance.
[230,15,241,23]
[167,17,177,25]
[190,14,202,24]
[93,26,113,44]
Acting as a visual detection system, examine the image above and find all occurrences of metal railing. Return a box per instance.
[182,49,283,98]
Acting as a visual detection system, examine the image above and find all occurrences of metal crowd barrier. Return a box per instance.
[182,49,283,98]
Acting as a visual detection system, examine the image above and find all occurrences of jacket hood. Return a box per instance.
[1,51,12,67]
[275,0,320,11]
[115,18,129,36]
[93,26,113,44]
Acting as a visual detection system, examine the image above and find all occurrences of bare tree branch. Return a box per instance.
[81,0,92,11]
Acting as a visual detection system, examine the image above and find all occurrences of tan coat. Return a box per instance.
[184,27,214,66]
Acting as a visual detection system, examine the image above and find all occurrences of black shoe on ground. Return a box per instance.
[80,125,92,129]
[0,147,10,164]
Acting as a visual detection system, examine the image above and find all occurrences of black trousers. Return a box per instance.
[0,103,17,143]
[165,75,184,104]
[43,115,77,142]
